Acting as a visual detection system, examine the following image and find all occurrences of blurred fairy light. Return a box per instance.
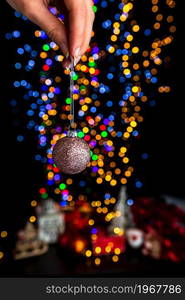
[2,0,176,264]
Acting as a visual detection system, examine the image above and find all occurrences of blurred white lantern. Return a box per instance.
[37,198,65,243]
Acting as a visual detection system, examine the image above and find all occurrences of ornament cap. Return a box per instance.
[67,130,77,137]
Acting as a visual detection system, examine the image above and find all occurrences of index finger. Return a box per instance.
[68,4,86,59]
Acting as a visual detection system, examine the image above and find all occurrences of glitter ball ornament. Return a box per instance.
[52,131,91,174]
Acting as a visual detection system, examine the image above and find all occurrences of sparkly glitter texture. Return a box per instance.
[52,137,91,174]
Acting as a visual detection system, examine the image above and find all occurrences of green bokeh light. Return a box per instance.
[92,154,98,161]
[92,5,98,13]
[101,131,108,137]
[59,183,66,190]
[43,44,50,51]
[41,192,48,199]
[77,131,85,138]
[66,97,71,104]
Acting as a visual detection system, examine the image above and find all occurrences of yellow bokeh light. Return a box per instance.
[85,250,92,257]
[96,177,103,184]
[123,157,129,163]
[105,246,111,253]
[105,175,111,181]
[29,216,36,223]
[132,86,139,93]
[89,219,95,226]
[114,248,121,255]
[95,258,101,265]
[132,47,139,54]
[1,231,8,238]
[31,200,37,207]
[114,227,121,234]
[133,25,140,32]
[95,247,101,254]
[112,255,119,262]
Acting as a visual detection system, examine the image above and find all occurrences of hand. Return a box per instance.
[6,0,95,67]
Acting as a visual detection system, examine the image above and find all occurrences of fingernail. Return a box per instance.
[74,55,81,66]
[61,43,69,59]
[65,51,69,59]
[74,47,81,58]
[73,47,81,65]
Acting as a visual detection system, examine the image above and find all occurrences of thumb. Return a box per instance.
[24,2,69,57]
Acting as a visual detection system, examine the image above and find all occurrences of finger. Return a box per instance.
[24,2,69,57]
[68,4,86,59]
[6,0,17,10]
[80,8,95,55]
[62,57,72,69]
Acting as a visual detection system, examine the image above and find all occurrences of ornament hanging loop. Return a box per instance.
[69,57,75,130]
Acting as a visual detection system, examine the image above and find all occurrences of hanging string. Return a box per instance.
[69,57,75,129]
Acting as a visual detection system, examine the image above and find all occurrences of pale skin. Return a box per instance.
[6,0,95,68]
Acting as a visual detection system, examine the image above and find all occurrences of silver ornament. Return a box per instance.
[52,132,91,174]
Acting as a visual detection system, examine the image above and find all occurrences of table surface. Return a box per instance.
[0,245,185,277]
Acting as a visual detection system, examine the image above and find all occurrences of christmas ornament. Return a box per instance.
[52,131,91,174]
[37,198,65,243]
[126,228,144,249]
[14,222,48,260]
[52,59,91,174]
